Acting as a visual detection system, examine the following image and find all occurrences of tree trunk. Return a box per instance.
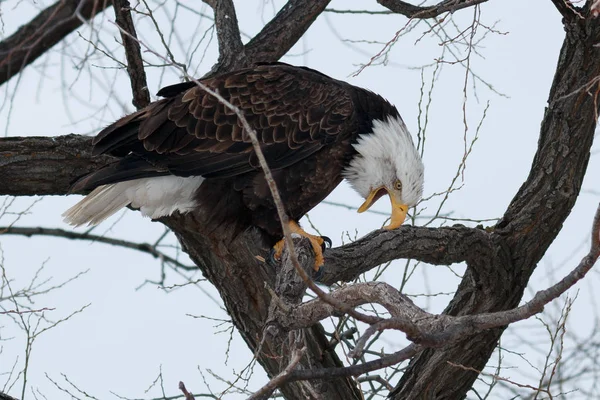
[391,14,599,399]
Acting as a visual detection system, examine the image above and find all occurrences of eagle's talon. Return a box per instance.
[312,266,324,281]
[321,236,332,250]
[267,248,279,267]
[268,239,285,267]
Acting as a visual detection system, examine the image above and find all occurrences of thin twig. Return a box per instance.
[247,346,306,400]
[447,362,553,397]
[0,226,196,271]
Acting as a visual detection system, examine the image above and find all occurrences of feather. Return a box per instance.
[63,176,204,226]
[62,184,132,227]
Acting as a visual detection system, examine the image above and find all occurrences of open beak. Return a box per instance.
[357,187,408,230]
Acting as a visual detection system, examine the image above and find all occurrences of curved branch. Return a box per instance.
[273,282,422,332]
[0,0,112,86]
[0,226,196,271]
[279,203,599,341]
[392,16,600,399]
[377,0,488,19]
[0,135,492,281]
[320,225,492,285]
[255,344,422,389]
[262,204,599,396]
[244,0,331,65]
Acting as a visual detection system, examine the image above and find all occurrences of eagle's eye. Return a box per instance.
[394,180,402,191]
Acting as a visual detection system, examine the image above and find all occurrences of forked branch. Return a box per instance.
[0,0,112,86]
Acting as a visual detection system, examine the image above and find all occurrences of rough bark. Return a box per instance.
[391,11,600,399]
[1,1,599,399]
[0,135,113,196]
[113,0,150,110]
[377,0,489,18]
[0,0,111,86]
[211,0,246,72]
[158,218,362,400]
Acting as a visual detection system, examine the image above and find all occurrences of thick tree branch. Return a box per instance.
[0,391,19,400]
[319,225,492,285]
[550,0,584,21]
[377,0,488,19]
[0,135,114,196]
[0,136,489,279]
[113,0,150,109]
[212,0,245,71]
[202,0,331,77]
[279,203,599,340]
[0,0,111,86]
[262,203,599,395]
[244,0,330,64]
[391,16,600,399]
[2,2,597,399]
[202,0,332,76]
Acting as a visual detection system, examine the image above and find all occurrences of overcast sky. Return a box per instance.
[1,0,598,398]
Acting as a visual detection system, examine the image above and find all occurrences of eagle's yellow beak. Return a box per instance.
[357,187,408,230]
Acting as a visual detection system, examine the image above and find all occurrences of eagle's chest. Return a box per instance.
[242,140,353,235]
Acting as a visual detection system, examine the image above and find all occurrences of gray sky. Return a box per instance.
[1,0,598,398]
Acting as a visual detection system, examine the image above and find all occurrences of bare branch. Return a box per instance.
[320,225,492,285]
[0,135,114,196]
[243,0,331,65]
[446,362,553,397]
[0,307,55,315]
[0,226,196,271]
[247,345,306,400]
[113,0,150,109]
[392,16,600,397]
[278,203,599,341]
[259,204,599,394]
[286,344,421,383]
[178,381,196,400]
[273,282,421,333]
[0,391,19,400]
[550,0,584,20]
[377,0,488,19]
[212,0,245,72]
[0,0,112,86]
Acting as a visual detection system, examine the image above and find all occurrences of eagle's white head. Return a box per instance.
[343,115,424,229]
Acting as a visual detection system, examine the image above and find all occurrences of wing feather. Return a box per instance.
[87,63,356,188]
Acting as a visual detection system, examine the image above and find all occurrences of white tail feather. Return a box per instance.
[63,176,204,227]
[63,184,133,227]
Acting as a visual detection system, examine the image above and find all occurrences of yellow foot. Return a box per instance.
[271,221,331,272]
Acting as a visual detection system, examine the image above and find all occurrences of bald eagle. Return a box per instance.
[63,63,424,269]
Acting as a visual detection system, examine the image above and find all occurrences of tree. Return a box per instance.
[1,0,599,399]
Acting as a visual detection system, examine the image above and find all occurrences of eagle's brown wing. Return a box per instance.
[74,63,356,191]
